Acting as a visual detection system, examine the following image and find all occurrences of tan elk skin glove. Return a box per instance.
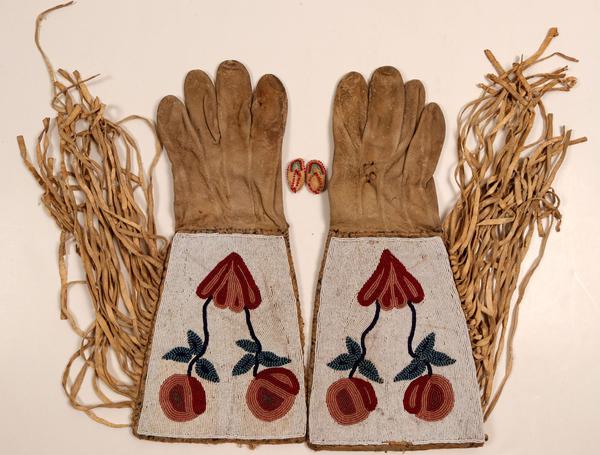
[307,67,484,449]
[133,61,306,443]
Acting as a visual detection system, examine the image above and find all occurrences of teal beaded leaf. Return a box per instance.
[187,330,203,355]
[195,358,220,383]
[429,350,456,366]
[413,332,456,366]
[162,346,193,363]
[345,336,361,357]
[327,353,356,371]
[394,358,426,382]
[415,332,436,358]
[232,353,255,376]
[359,358,383,383]
[235,339,258,353]
[258,351,290,367]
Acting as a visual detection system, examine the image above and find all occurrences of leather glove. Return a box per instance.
[134,61,306,443]
[307,67,484,449]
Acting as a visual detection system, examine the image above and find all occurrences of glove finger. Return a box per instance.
[362,66,405,162]
[332,71,368,154]
[250,74,288,229]
[403,102,445,184]
[397,79,425,160]
[216,60,252,144]
[385,79,426,194]
[330,72,367,230]
[157,95,205,165]
[184,69,220,147]
[215,60,253,212]
[157,95,212,228]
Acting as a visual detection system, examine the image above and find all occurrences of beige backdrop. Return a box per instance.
[1,0,599,454]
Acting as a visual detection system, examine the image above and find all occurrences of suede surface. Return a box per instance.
[329,67,445,234]
[157,60,288,232]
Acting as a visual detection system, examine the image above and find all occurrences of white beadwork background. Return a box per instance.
[309,237,484,446]
[1,0,599,454]
[137,233,306,440]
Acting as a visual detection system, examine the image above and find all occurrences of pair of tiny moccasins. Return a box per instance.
[287,158,327,194]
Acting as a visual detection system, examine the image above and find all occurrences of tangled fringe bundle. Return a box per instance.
[444,28,586,420]
[18,2,167,427]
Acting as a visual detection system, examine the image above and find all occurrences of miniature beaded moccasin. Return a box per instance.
[305,159,326,194]
[286,158,306,193]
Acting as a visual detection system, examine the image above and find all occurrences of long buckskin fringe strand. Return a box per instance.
[17,2,167,427]
[443,28,586,420]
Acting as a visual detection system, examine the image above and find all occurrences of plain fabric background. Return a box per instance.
[1,0,598,454]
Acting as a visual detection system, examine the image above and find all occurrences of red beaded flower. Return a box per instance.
[403,374,454,422]
[357,249,424,310]
[196,252,261,312]
[159,374,206,422]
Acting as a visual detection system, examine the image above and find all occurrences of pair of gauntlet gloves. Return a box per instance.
[133,61,484,449]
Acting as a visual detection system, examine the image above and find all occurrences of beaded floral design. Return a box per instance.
[325,249,455,425]
[159,252,299,423]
